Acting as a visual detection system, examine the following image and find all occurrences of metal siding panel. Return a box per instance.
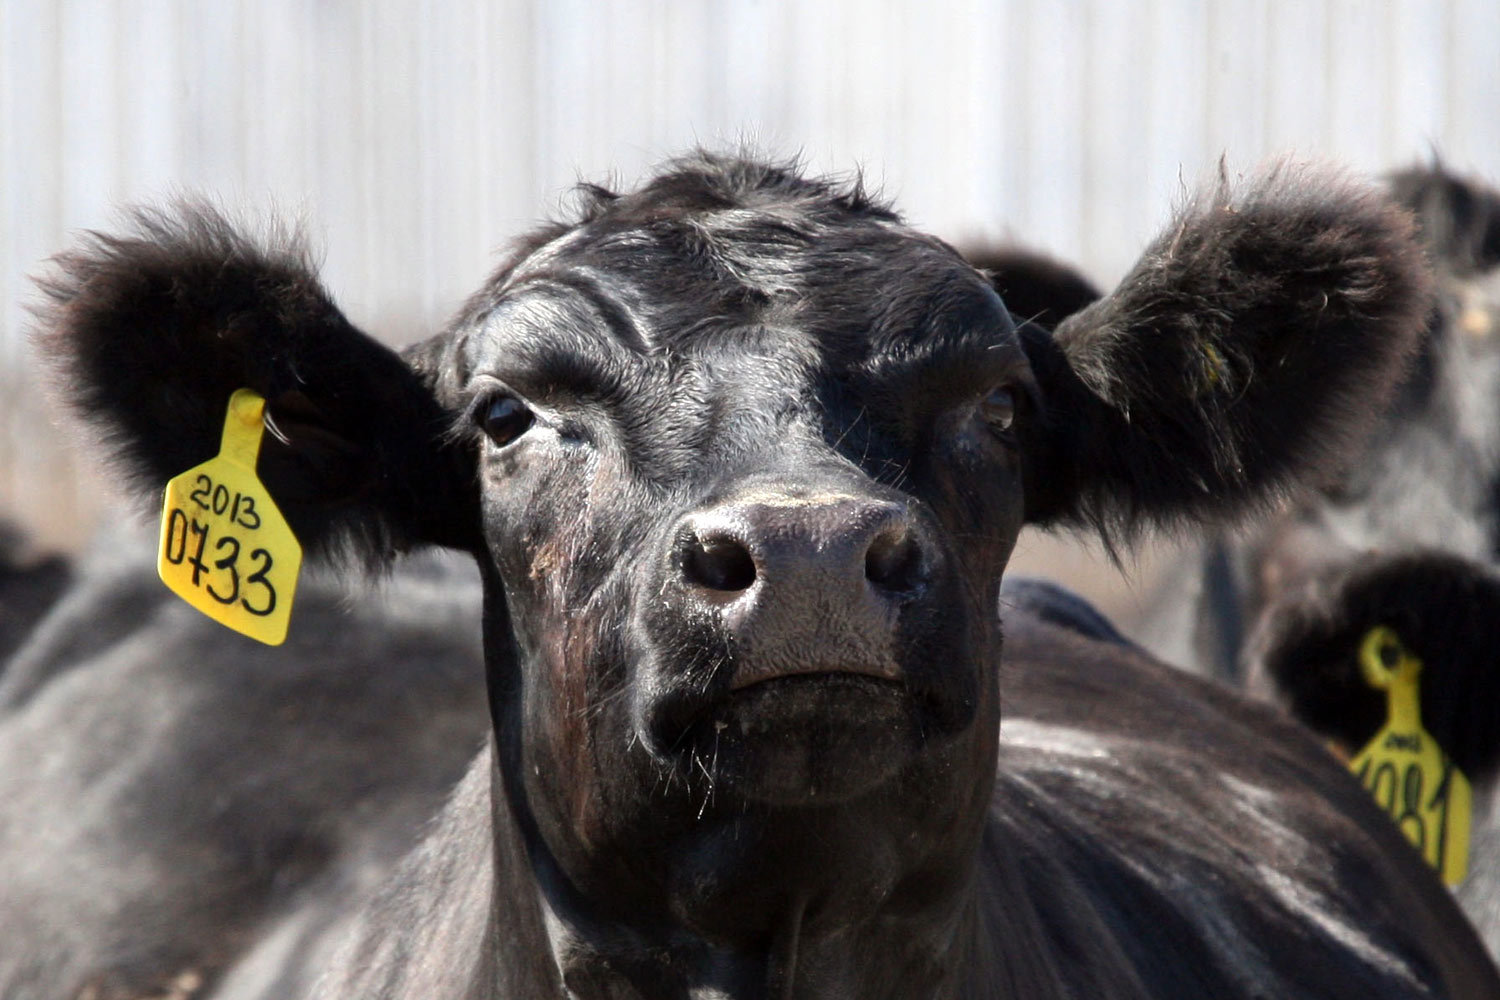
[1388,0,1449,163]
[1203,0,1270,163]
[1023,0,1087,268]
[119,0,180,193]
[1448,0,1500,170]
[1142,0,1209,256]
[5,0,1500,543]
[1265,0,1331,155]
[1082,0,1150,286]
[59,0,121,227]
[1325,0,1386,171]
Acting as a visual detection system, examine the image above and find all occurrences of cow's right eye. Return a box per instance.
[479,394,535,447]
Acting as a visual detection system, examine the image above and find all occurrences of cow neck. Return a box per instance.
[485,739,985,1000]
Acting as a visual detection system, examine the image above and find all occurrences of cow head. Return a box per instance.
[34,154,1428,972]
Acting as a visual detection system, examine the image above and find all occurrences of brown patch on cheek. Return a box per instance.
[532,608,613,848]
[522,475,593,607]
[526,455,637,846]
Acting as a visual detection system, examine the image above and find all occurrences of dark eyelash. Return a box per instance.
[445,383,507,447]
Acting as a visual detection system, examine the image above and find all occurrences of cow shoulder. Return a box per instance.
[989,614,1499,999]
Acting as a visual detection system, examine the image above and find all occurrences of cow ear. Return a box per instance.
[1019,164,1433,539]
[1242,550,1500,780]
[32,202,481,568]
[963,244,1103,330]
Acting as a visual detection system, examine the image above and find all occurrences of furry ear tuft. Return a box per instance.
[1026,162,1434,539]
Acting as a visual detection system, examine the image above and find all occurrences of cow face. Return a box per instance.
[432,177,1026,935]
[34,153,1430,949]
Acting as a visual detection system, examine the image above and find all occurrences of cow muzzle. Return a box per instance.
[632,482,974,805]
[674,486,927,688]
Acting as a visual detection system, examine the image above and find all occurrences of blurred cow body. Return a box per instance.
[0,524,71,669]
[0,529,487,1000]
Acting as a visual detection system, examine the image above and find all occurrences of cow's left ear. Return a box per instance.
[1019,164,1433,537]
[33,203,481,567]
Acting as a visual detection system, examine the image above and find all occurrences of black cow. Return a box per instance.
[0,530,488,1000]
[1241,548,1500,958]
[27,152,1499,998]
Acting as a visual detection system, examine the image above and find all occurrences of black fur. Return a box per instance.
[32,206,480,566]
[20,152,1492,999]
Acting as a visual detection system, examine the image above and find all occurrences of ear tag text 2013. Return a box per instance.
[157,389,302,645]
[1349,627,1471,886]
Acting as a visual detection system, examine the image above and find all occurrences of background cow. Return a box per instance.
[1083,163,1500,958]
[0,530,487,1000]
[1241,548,1500,957]
[0,523,71,669]
[20,152,1498,998]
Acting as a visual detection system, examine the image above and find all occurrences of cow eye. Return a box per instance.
[478,394,535,447]
[980,386,1016,433]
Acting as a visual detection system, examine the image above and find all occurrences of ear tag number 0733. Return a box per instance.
[1349,627,1471,886]
[157,389,302,645]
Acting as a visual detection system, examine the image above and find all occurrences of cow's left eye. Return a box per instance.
[980,386,1016,433]
[479,394,535,447]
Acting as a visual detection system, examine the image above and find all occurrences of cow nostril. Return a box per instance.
[684,535,757,593]
[866,529,923,594]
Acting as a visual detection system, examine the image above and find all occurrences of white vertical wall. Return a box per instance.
[3,0,1499,547]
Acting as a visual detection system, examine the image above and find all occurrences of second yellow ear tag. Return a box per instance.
[1349,627,1471,886]
[157,389,303,645]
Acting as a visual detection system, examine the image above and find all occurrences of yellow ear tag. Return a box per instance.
[1348,627,1471,886]
[157,389,302,645]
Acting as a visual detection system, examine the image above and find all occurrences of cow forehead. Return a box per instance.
[464,215,1013,379]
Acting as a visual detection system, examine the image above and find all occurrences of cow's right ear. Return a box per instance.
[32,203,481,567]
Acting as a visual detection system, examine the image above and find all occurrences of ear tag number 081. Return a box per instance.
[157,389,302,645]
[1349,627,1472,886]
